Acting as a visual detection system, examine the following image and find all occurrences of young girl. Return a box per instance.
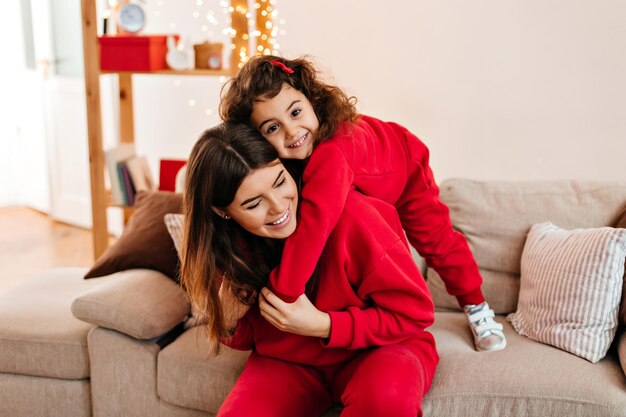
[220,55,506,352]
[181,123,438,417]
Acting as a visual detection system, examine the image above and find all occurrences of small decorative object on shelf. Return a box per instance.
[116,2,145,34]
[166,36,191,71]
[158,159,187,192]
[193,41,224,70]
[99,34,179,71]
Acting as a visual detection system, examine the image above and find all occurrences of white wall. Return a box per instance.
[1,0,51,211]
[275,0,626,181]
[132,0,626,183]
[0,1,24,206]
[4,1,625,210]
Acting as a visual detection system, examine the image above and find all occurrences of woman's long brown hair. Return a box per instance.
[180,123,283,354]
[220,55,359,145]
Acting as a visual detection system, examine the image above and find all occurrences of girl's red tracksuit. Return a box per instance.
[267,115,485,307]
[218,191,439,417]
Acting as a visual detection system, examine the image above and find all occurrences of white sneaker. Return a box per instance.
[464,302,507,352]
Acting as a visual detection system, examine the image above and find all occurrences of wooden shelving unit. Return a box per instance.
[80,0,254,259]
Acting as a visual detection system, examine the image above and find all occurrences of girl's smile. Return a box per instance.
[250,84,319,160]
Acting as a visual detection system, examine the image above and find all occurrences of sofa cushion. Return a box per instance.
[507,222,626,363]
[618,331,626,377]
[164,213,184,258]
[72,269,190,340]
[0,268,116,379]
[428,179,626,314]
[425,312,626,417]
[0,373,91,417]
[613,208,626,326]
[84,191,183,281]
[157,326,251,414]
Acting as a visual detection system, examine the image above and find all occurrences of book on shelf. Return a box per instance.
[126,156,156,193]
[117,161,136,206]
[105,144,135,205]
[105,144,156,206]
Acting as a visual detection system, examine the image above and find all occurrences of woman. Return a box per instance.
[181,122,438,417]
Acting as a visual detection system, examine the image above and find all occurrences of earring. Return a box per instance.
[223,214,231,220]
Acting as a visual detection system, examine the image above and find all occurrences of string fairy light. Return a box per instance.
[144,0,285,116]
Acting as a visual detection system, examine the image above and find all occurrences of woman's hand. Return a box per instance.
[219,281,252,330]
[259,288,331,338]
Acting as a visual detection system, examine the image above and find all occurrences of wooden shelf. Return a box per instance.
[100,68,235,77]
[82,0,253,259]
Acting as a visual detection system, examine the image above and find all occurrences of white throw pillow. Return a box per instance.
[507,222,626,363]
[164,213,184,258]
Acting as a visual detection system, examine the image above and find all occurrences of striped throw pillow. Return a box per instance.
[164,213,184,258]
[507,222,626,363]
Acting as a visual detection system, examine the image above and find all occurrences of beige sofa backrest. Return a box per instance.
[427,179,626,314]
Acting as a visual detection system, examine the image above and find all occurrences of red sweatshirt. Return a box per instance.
[225,191,437,368]
[268,115,484,306]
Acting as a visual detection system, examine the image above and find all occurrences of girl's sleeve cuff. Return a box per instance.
[322,310,353,348]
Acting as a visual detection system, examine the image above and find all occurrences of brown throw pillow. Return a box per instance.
[85,191,183,281]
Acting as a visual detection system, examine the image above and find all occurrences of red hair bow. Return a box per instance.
[271,60,294,74]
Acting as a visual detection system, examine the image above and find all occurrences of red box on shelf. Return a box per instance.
[99,34,179,71]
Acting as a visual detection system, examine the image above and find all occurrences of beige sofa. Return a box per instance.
[2,179,626,417]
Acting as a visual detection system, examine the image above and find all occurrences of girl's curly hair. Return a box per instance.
[220,55,359,145]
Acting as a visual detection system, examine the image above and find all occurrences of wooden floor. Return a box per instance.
[0,207,95,294]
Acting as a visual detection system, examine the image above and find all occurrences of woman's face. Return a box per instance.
[250,83,319,160]
[223,160,298,239]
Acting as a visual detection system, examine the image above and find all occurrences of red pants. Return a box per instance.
[217,337,438,417]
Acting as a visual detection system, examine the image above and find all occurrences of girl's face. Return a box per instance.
[221,160,298,239]
[250,84,319,160]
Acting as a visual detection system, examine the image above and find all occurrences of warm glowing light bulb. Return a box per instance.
[188,99,196,107]
[192,11,199,18]
[205,108,214,116]
[174,80,182,87]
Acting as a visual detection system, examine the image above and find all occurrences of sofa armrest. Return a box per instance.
[71,269,190,340]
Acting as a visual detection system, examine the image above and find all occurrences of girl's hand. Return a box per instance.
[259,288,331,338]
[219,281,252,330]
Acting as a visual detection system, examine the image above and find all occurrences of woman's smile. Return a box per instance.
[268,209,290,226]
